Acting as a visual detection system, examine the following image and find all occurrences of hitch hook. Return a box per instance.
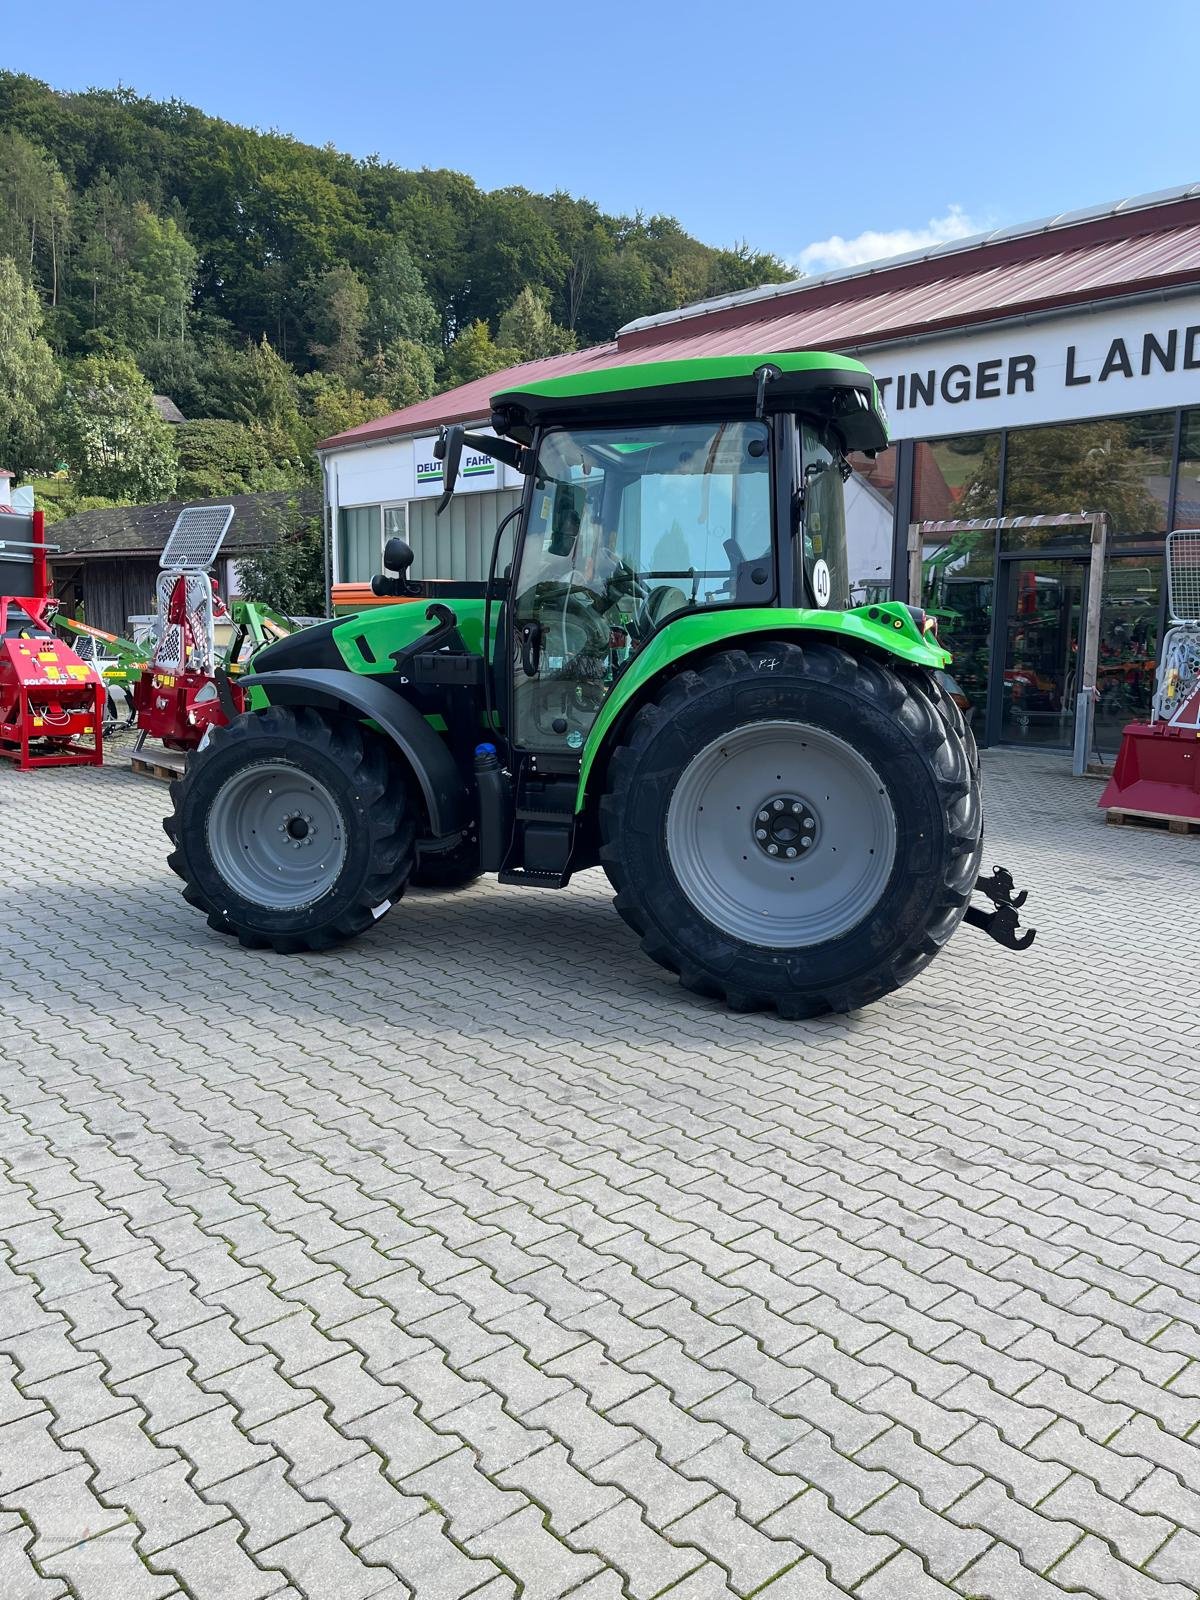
[976,864,1028,909]
[964,902,1037,951]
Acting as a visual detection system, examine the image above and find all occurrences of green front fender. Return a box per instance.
[575,601,950,811]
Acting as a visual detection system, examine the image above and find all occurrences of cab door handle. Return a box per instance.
[520,621,543,677]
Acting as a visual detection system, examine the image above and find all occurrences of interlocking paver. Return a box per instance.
[762,1490,898,1590]
[39,1525,180,1599]
[3,750,1200,1600]
[0,1516,68,1599]
[570,1499,705,1597]
[666,1491,805,1594]
[203,1459,331,1554]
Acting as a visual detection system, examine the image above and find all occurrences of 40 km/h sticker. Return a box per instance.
[812,559,832,607]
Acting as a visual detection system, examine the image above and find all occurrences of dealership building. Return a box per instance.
[318,184,1200,752]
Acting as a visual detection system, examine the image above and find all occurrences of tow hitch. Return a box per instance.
[965,864,1036,950]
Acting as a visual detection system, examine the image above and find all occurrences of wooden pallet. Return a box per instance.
[1105,805,1200,835]
[129,747,187,783]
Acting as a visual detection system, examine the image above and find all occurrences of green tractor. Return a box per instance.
[165,351,1034,1017]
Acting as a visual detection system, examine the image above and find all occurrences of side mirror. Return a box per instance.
[383,537,415,575]
[435,424,464,515]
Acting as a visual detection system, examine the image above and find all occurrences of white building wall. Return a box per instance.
[325,426,525,583]
[844,474,895,596]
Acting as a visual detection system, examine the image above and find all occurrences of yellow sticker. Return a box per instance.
[540,494,552,522]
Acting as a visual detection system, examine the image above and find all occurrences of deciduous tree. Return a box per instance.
[441,320,521,389]
[54,353,177,500]
[0,255,60,474]
[497,286,576,361]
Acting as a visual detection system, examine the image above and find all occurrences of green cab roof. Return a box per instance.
[491,351,890,454]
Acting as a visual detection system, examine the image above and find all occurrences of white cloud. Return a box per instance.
[793,205,984,275]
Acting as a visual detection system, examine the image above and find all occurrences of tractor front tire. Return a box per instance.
[599,641,982,1018]
[164,705,415,953]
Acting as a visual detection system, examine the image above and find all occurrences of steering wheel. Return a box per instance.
[558,589,612,663]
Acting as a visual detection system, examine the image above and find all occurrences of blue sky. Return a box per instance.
[5,0,1198,273]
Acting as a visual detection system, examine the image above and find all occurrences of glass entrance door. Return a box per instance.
[999,557,1088,745]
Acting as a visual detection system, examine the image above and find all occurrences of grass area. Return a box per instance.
[28,476,119,525]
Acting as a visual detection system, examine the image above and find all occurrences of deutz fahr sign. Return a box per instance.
[412,436,497,496]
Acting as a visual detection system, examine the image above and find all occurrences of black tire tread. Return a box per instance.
[599,639,982,1018]
[409,834,482,891]
[164,706,415,953]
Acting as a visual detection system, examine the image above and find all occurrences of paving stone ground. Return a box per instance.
[1,747,1199,1600]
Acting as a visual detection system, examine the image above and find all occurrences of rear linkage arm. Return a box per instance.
[965,864,1036,951]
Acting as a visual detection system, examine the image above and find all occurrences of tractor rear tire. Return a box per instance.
[164,705,415,953]
[599,641,982,1018]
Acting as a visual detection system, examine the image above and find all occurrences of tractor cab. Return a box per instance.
[480,354,889,761]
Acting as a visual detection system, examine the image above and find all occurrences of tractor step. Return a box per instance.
[498,866,569,888]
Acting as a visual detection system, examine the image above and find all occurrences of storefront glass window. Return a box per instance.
[1002,412,1174,545]
[1173,409,1200,528]
[846,445,896,601]
[922,535,995,720]
[913,434,1001,721]
[1094,554,1163,752]
[914,433,1001,522]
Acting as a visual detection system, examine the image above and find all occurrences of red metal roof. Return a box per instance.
[318,194,1200,452]
[320,344,620,449]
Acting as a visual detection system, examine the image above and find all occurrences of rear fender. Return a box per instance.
[239,667,470,838]
[576,603,948,812]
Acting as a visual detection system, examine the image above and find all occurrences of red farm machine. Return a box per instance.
[55,504,299,756]
[131,504,240,751]
[0,509,104,771]
[1100,528,1200,823]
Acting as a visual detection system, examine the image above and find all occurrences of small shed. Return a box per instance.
[49,489,319,635]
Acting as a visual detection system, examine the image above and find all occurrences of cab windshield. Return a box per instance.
[512,418,773,752]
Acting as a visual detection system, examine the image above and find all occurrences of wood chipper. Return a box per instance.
[167,352,1036,1018]
[0,509,104,771]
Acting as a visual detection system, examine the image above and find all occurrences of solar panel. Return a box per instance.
[159,504,235,571]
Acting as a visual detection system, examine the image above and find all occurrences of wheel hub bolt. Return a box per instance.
[757,809,769,822]
[786,847,797,858]
[767,844,779,855]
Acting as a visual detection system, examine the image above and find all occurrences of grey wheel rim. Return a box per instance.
[665,719,897,948]
[206,760,348,910]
